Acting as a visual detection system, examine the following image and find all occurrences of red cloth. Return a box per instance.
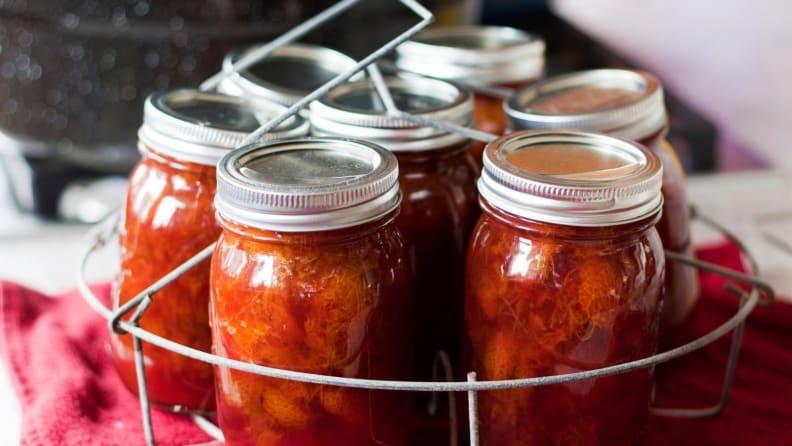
[0,241,790,445]
[644,241,792,445]
[0,283,212,446]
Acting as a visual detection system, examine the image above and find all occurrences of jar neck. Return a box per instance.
[217,208,400,244]
[479,196,661,240]
[141,144,217,175]
[393,140,472,163]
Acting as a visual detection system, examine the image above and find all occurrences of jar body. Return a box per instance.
[465,200,664,445]
[110,148,217,411]
[395,143,479,442]
[640,131,698,332]
[211,215,412,446]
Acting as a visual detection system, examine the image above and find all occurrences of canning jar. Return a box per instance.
[111,90,307,412]
[466,130,665,445]
[211,138,412,446]
[310,77,479,441]
[505,69,697,331]
[395,25,545,165]
[218,43,362,108]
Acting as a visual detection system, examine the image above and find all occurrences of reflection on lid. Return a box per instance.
[333,87,449,114]
[246,58,341,94]
[505,144,642,181]
[168,99,262,132]
[527,87,645,115]
[239,148,373,186]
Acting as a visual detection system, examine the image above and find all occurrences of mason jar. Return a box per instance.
[466,130,665,445]
[111,89,307,412]
[211,137,412,445]
[310,77,480,442]
[505,69,697,333]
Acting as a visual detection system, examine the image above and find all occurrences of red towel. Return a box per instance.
[0,240,790,445]
[0,283,212,446]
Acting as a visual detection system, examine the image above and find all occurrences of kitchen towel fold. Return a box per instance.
[0,240,790,445]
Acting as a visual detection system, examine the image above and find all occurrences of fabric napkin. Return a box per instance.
[0,282,212,445]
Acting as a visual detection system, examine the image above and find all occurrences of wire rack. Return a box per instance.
[75,1,777,445]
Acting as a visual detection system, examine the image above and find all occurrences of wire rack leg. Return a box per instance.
[429,351,458,446]
[129,296,156,446]
[467,372,479,446]
[651,286,749,418]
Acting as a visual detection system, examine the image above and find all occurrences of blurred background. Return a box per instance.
[2,0,788,224]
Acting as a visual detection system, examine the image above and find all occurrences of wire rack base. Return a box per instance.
[73,1,775,444]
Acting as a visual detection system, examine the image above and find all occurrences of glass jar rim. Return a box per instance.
[215,137,401,232]
[479,130,663,227]
[505,69,666,141]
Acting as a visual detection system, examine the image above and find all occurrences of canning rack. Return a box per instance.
[74,1,777,445]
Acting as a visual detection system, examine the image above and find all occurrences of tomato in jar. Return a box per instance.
[111,90,307,412]
[505,69,697,333]
[211,138,412,446]
[310,78,479,443]
[466,130,665,445]
[395,25,545,167]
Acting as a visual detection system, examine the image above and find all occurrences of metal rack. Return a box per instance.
[75,1,776,445]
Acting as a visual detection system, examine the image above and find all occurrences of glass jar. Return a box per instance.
[310,77,479,441]
[467,130,665,445]
[505,69,698,332]
[111,90,307,412]
[395,26,545,166]
[211,138,412,446]
[217,43,362,108]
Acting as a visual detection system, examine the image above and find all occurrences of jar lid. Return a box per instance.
[394,25,545,85]
[505,69,666,141]
[218,43,362,107]
[215,137,401,231]
[479,130,663,227]
[309,77,473,152]
[139,89,309,165]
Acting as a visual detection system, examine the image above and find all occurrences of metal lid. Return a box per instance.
[215,137,401,231]
[309,77,473,152]
[479,130,663,227]
[505,69,666,141]
[138,89,309,165]
[394,25,545,85]
[218,43,362,107]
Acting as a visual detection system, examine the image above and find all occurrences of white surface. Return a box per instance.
[554,0,792,170]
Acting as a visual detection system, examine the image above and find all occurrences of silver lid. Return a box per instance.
[216,137,401,232]
[479,130,663,227]
[395,25,545,85]
[218,43,363,107]
[505,69,666,141]
[309,77,473,152]
[139,89,309,166]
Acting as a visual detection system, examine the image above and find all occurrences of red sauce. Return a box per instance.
[510,81,697,333]
[394,142,479,443]
[211,213,412,446]
[465,200,664,445]
[640,132,697,331]
[111,147,217,411]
